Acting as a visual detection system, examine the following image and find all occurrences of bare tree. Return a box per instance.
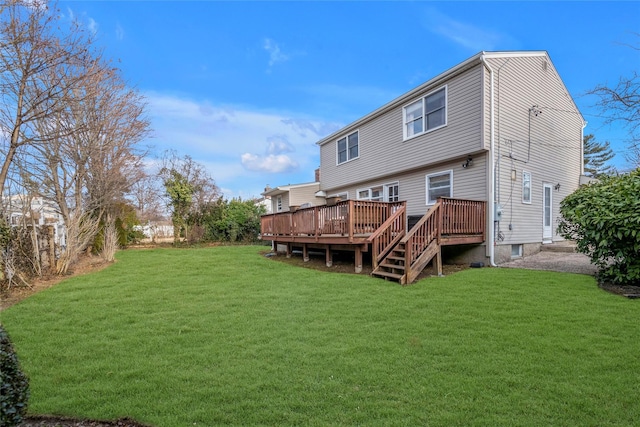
[588,35,640,167]
[0,0,97,196]
[129,173,165,224]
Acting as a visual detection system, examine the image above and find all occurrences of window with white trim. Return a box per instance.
[337,131,359,164]
[329,192,348,200]
[426,170,453,205]
[357,183,399,202]
[357,186,382,201]
[522,171,531,204]
[276,195,282,212]
[386,183,399,202]
[403,87,447,140]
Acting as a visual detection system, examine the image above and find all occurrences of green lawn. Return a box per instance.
[2,246,639,426]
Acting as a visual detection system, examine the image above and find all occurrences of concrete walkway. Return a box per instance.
[500,243,597,276]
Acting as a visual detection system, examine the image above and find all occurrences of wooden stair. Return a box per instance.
[368,197,486,285]
[372,243,407,283]
[371,203,443,285]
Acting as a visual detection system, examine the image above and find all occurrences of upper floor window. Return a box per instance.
[403,86,447,140]
[276,195,283,212]
[426,170,452,205]
[522,171,532,204]
[337,131,359,164]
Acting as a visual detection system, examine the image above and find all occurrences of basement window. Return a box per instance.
[511,244,523,258]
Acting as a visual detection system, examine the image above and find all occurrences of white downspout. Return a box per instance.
[481,54,498,267]
[580,121,588,176]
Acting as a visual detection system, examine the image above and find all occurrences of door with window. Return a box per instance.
[543,183,553,242]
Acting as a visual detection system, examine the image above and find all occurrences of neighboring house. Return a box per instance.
[254,196,272,215]
[261,182,325,213]
[134,221,174,243]
[4,195,66,247]
[261,51,585,282]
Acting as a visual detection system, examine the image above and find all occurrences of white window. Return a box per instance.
[386,183,399,202]
[403,86,447,140]
[511,244,523,258]
[276,195,282,212]
[357,187,382,201]
[357,184,397,202]
[337,131,359,164]
[522,171,532,204]
[329,192,348,200]
[357,189,370,200]
[426,170,453,205]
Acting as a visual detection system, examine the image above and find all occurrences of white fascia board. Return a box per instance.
[261,181,319,197]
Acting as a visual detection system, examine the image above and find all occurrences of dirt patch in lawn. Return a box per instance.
[598,282,640,299]
[18,415,151,427]
[262,249,470,281]
[1,255,112,311]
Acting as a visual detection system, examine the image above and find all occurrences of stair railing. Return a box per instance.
[400,200,441,269]
[367,205,406,268]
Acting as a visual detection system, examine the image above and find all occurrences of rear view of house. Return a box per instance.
[261,51,585,282]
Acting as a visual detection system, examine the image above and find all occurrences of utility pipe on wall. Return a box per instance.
[480,53,498,267]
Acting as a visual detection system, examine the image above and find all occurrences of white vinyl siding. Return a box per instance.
[323,156,486,218]
[403,86,447,140]
[337,131,359,164]
[486,55,583,245]
[426,170,453,205]
[319,66,482,191]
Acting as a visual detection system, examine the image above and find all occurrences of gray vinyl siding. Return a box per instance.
[324,155,487,217]
[320,64,484,191]
[486,55,583,245]
[289,186,324,208]
[316,52,583,247]
[272,193,290,213]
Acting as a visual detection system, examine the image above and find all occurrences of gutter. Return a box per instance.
[480,53,498,267]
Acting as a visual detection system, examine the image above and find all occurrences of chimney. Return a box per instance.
[314,168,320,182]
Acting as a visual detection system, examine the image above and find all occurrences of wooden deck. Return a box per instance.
[260,198,486,281]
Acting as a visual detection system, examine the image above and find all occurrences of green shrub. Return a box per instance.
[558,169,640,285]
[0,324,29,426]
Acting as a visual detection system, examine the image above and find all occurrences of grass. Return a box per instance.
[1,246,639,426]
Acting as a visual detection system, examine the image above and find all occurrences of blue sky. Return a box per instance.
[59,1,640,199]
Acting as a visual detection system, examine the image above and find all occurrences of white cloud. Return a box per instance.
[421,7,518,51]
[144,92,334,199]
[240,153,299,173]
[115,23,125,41]
[263,38,290,69]
[88,18,98,35]
[266,135,295,155]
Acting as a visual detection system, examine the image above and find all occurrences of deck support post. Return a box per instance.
[326,245,332,267]
[433,248,443,277]
[303,244,309,262]
[286,243,292,258]
[354,245,363,273]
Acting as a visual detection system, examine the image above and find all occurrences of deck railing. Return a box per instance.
[367,205,406,268]
[400,197,486,270]
[401,202,440,269]
[440,197,486,239]
[260,200,406,241]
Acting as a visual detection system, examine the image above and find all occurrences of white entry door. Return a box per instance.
[543,183,553,242]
